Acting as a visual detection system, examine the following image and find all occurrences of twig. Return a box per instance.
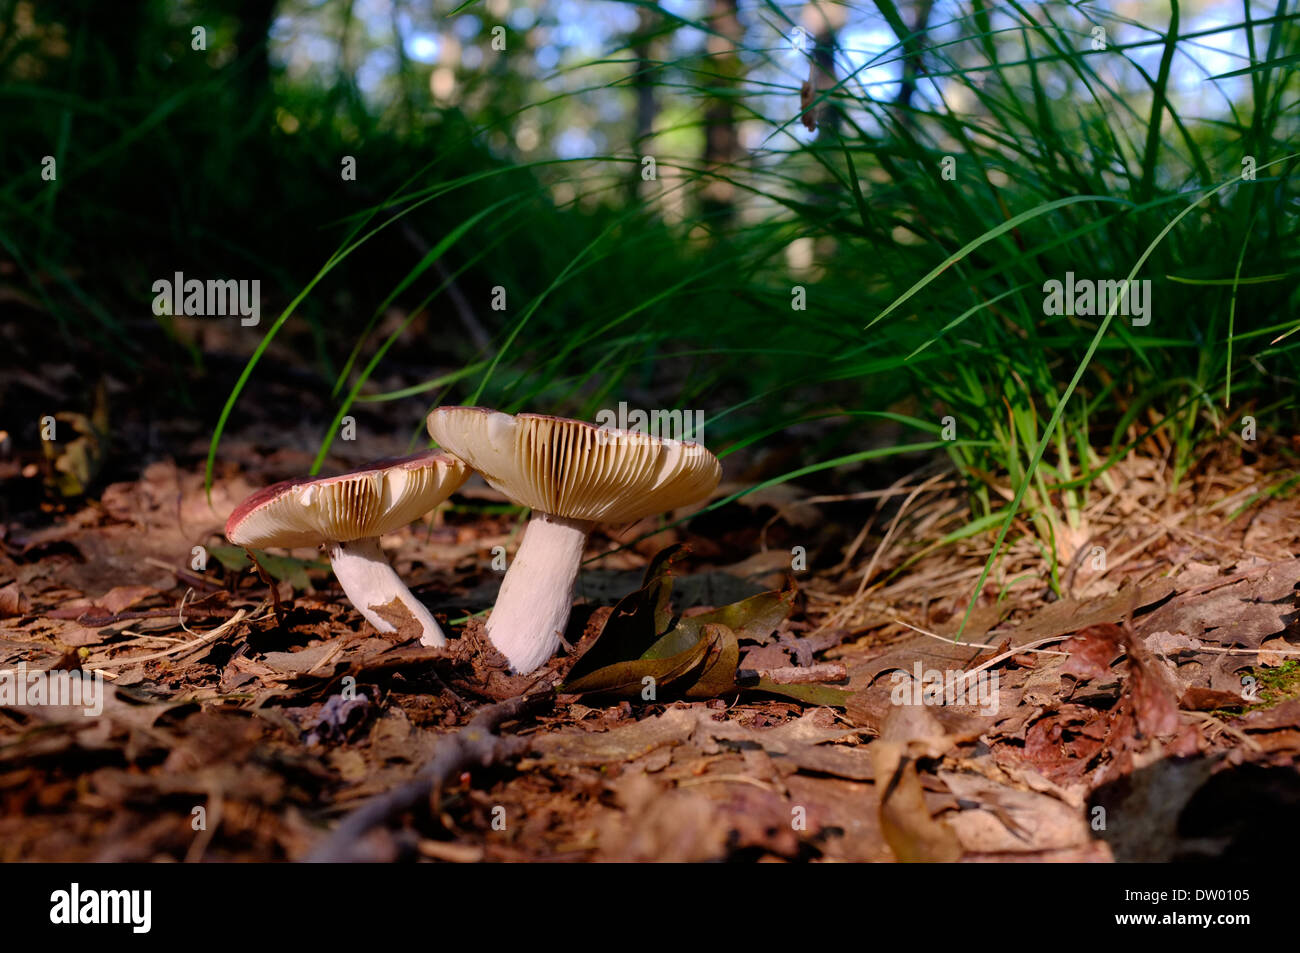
[676,774,776,792]
[416,839,485,863]
[303,690,553,863]
[86,592,263,669]
[952,635,1077,688]
[891,618,1070,657]
[853,471,951,602]
[743,662,847,684]
[1185,711,1263,753]
[1163,644,1300,658]
[246,550,285,627]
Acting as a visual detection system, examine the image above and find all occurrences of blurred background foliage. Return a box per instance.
[1,0,1298,574]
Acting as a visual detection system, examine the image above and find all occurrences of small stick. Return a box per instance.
[416,840,485,863]
[676,774,777,792]
[891,618,1070,656]
[86,592,264,669]
[246,549,284,627]
[743,662,847,684]
[943,634,1077,695]
[303,690,553,863]
[1185,710,1263,754]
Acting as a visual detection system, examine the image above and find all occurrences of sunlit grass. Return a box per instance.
[132,2,1299,613]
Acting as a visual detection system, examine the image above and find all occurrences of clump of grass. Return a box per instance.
[204,2,1299,626]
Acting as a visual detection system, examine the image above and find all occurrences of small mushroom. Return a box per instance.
[427,407,721,673]
[225,451,468,646]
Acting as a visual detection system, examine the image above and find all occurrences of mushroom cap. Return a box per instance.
[426,406,721,524]
[225,451,469,549]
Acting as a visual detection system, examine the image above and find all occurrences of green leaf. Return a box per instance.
[563,549,808,702]
[1205,52,1300,80]
[683,624,740,699]
[641,543,689,586]
[672,582,796,646]
[211,546,325,591]
[750,679,852,708]
[562,548,686,685]
[641,620,703,661]
[562,629,711,698]
[207,545,251,572]
[643,543,689,632]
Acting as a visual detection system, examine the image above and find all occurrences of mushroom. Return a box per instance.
[225,451,469,647]
[426,407,721,673]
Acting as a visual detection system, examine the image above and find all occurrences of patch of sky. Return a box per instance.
[406,31,440,63]
[537,44,561,71]
[454,15,483,40]
[357,46,397,97]
[838,27,901,101]
[554,126,604,158]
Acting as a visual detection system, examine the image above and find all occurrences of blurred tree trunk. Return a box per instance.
[796,2,848,237]
[892,0,935,114]
[391,0,417,134]
[627,3,661,204]
[700,0,743,226]
[224,0,276,112]
[799,1,846,136]
[73,0,145,93]
[335,0,371,132]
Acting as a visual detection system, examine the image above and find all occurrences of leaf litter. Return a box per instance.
[1,437,1299,862]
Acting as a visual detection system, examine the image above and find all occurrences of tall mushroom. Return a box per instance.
[225,451,468,647]
[426,407,721,673]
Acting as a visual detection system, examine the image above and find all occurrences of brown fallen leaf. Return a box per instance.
[1137,558,1300,649]
[95,585,160,616]
[846,603,1006,688]
[1238,698,1300,732]
[1014,579,1176,643]
[1022,705,1111,785]
[1143,630,1250,701]
[0,582,26,618]
[878,756,962,862]
[1062,622,1182,737]
[1062,624,1123,680]
[523,706,700,767]
[872,706,963,862]
[1179,687,1248,710]
[845,580,1173,697]
[596,770,729,862]
[49,619,110,648]
[938,770,1096,855]
[698,708,873,779]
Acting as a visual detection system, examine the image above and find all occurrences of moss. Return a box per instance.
[1213,659,1300,719]
[1249,659,1300,706]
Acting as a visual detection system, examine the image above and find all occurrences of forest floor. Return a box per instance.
[2,352,1299,862]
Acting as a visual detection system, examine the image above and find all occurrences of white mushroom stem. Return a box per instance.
[327,537,447,647]
[487,513,595,673]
